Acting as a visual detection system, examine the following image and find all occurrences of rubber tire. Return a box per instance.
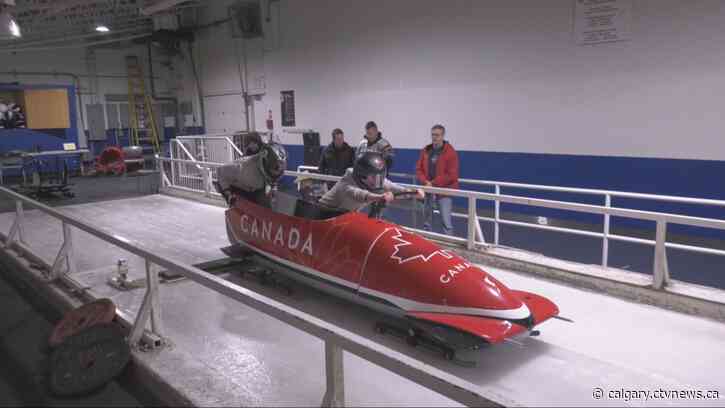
[406,335,419,347]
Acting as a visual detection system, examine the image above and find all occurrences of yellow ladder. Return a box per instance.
[125,55,161,154]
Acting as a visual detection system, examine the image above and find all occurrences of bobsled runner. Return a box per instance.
[219,186,561,360]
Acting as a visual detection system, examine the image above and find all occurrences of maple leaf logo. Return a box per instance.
[389,228,454,264]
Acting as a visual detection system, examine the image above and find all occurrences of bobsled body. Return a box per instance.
[224,192,559,349]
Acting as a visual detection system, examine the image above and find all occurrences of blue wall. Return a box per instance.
[0,84,81,173]
[0,84,79,152]
[283,144,725,238]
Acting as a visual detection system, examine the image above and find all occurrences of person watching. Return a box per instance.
[415,124,459,236]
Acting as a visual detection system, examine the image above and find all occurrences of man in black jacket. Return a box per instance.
[318,128,355,189]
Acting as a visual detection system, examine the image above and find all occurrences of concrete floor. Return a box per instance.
[0,194,723,406]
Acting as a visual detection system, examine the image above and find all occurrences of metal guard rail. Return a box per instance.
[161,157,725,290]
[161,157,725,291]
[0,184,508,408]
[296,165,725,275]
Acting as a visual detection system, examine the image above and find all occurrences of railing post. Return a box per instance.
[146,259,163,336]
[475,215,486,245]
[158,157,165,187]
[63,222,75,275]
[602,194,611,268]
[7,200,25,245]
[321,341,345,407]
[130,259,163,346]
[467,196,476,250]
[50,222,75,280]
[170,142,177,186]
[411,175,417,228]
[16,200,25,245]
[653,219,670,289]
[202,166,211,197]
[494,184,500,246]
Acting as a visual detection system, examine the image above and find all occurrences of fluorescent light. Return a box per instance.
[0,10,20,39]
[96,25,110,32]
[9,17,19,37]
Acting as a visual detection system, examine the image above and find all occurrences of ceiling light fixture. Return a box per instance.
[0,10,20,39]
[96,25,110,33]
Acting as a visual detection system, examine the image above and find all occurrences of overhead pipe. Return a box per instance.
[0,32,153,53]
[0,27,150,50]
[147,41,178,104]
[0,70,87,138]
[140,0,191,16]
[147,41,179,132]
[185,40,205,130]
[229,6,250,132]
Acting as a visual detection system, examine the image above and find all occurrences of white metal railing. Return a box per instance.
[0,185,509,408]
[172,136,244,164]
[298,165,725,277]
[159,157,725,291]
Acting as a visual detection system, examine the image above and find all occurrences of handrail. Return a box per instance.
[172,137,244,164]
[287,171,725,231]
[0,184,510,407]
[299,166,725,209]
[161,158,725,291]
[173,140,199,163]
[288,164,725,230]
[166,159,725,231]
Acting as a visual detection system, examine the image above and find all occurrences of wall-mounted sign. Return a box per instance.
[281,90,296,127]
[574,0,632,45]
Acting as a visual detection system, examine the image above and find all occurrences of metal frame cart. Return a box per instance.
[8,149,89,199]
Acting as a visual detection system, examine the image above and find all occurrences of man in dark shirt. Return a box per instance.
[318,128,355,190]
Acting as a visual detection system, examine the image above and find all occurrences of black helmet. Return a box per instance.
[353,152,386,193]
[241,131,263,155]
[259,142,287,185]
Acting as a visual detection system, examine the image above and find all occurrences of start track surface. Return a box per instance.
[0,194,722,406]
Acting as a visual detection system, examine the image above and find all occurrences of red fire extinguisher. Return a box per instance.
[266,109,273,130]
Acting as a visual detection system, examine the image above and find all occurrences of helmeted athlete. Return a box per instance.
[319,151,424,212]
[217,141,287,207]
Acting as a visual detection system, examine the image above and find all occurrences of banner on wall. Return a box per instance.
[281,90,296,127]
[574,0,632,45]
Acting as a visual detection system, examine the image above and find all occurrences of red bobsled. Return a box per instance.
[223,191,560,353]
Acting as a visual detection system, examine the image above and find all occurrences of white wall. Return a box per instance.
[187,0,725,161]
[177,0,270,133]
[1,44,176,147]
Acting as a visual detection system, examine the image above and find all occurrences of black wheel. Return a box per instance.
[406,335,419,347]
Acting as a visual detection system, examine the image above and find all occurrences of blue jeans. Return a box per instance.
[423,195,453,236]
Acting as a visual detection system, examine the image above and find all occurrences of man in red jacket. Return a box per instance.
[415,124,459,236]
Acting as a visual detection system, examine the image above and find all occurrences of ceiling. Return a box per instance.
[2,0,202,50]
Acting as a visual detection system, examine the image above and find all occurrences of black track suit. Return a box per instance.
[318,141,355,189]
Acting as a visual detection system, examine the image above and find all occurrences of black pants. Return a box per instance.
[229,187,270,208]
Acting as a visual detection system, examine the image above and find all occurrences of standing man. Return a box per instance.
[415,124,459,236]
[318,128,355,190]
[356,121,394,175]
